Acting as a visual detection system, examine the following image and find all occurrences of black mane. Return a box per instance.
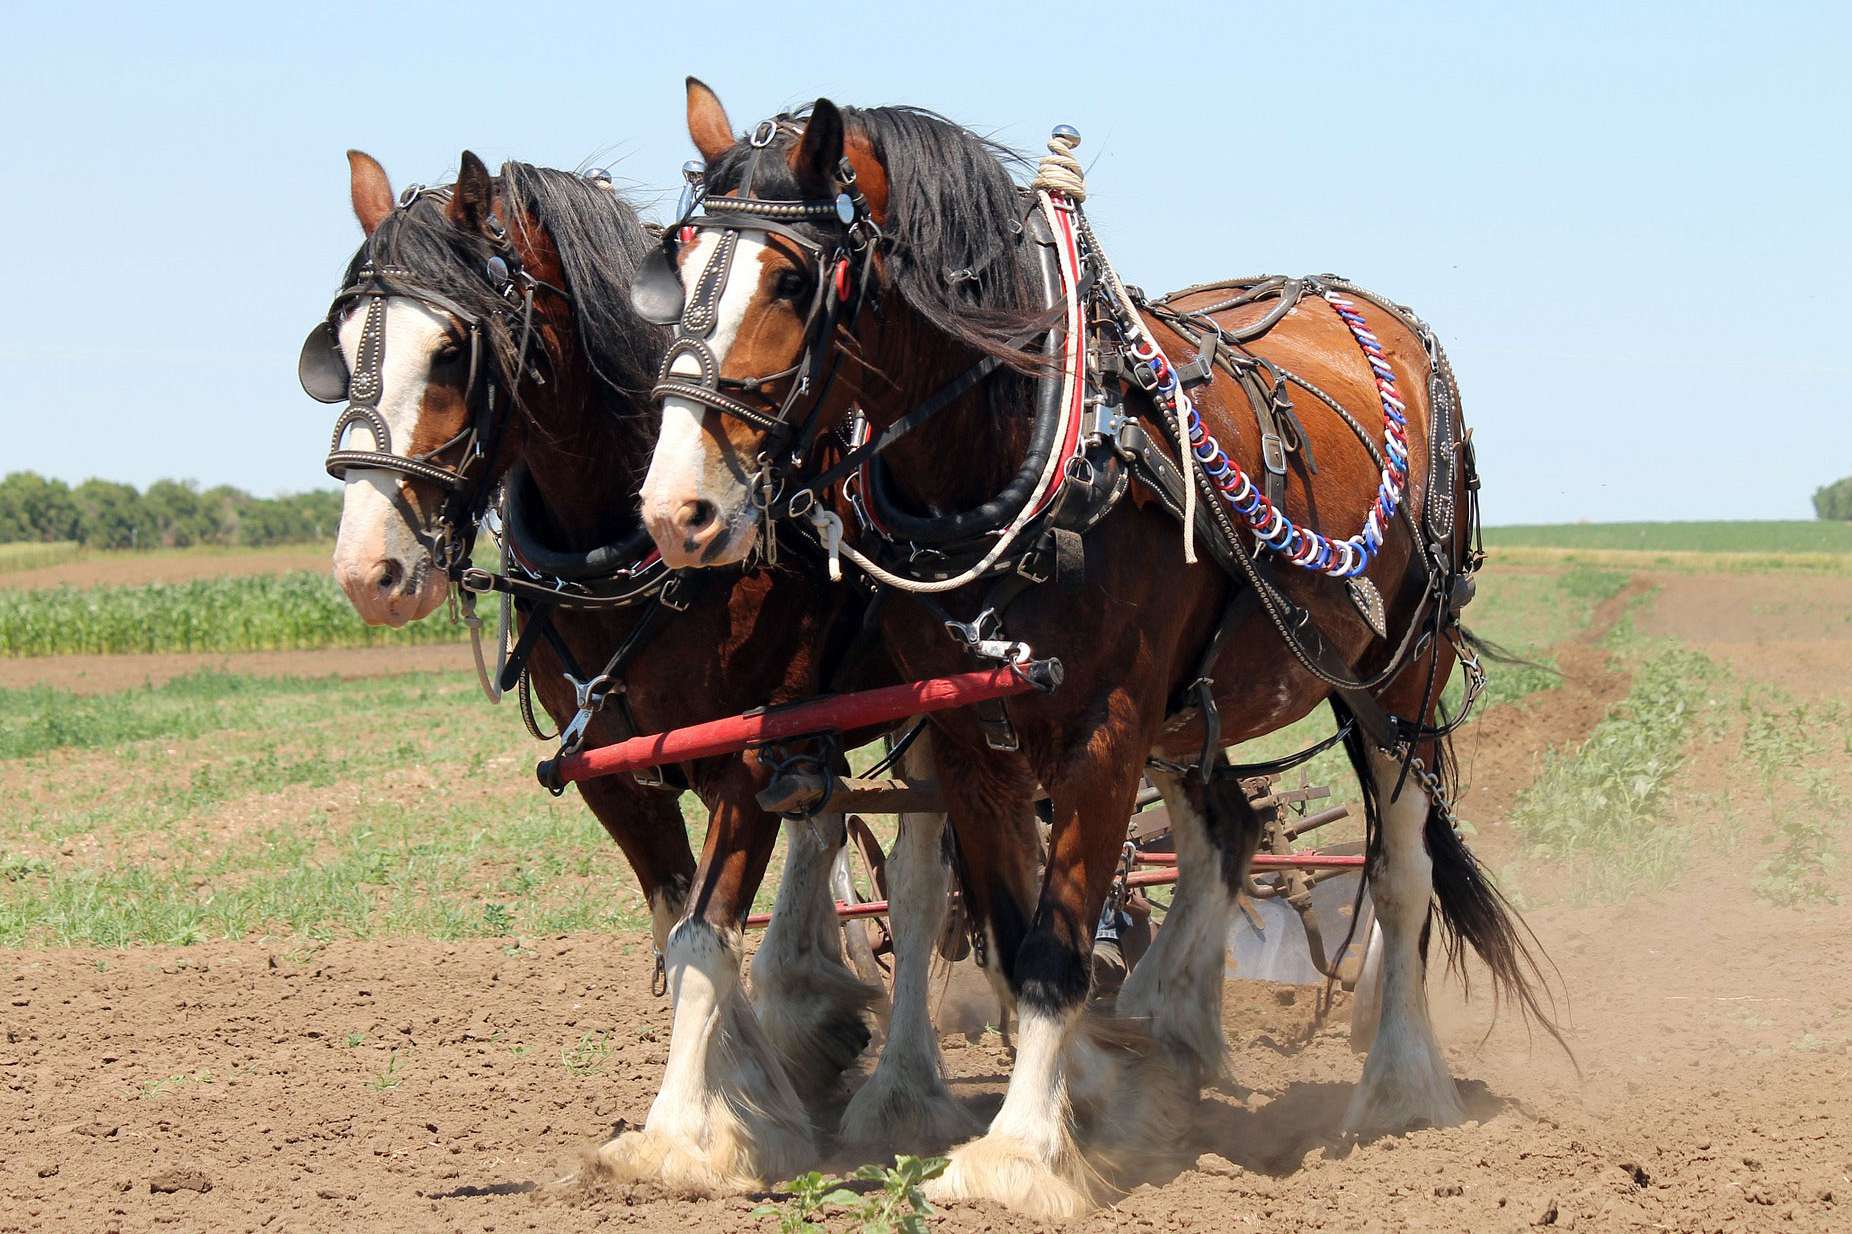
[705,105,1046,375]
[337,163,664,423]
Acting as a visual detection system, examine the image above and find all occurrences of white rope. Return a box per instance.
[1030,128,1086,201]
[812,191,1084,595]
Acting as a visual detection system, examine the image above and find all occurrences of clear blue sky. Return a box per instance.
[2,1,1845,523]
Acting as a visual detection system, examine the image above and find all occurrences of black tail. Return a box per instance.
[1459,624,1554,677]
[1332,700,1572,1061]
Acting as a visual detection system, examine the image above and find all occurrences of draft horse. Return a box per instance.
[636,81,1556,1217]
[305,150,971,1188]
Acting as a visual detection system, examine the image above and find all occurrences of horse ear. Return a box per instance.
[791,99,845,191]
[448,150,494,234]
[347,150,393,236]
[686,77,735,161]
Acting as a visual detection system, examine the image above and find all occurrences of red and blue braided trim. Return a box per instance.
[1142,290,1409,579]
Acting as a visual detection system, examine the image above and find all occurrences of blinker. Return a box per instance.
[485,254,511,288]
[630,244,686,326]
[297,321,349,403]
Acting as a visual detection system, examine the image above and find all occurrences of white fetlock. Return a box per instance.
[927,1133,1096,1221]
[1344,748,1465,1135]
[596,922,817,1192]
[839,785,978,1155]
[1114,769,1233,1088]
[1343,1021,1464,1134]
[752,814,879,1107]
[840,1050,978,1158]
[925,1006,1102,1218]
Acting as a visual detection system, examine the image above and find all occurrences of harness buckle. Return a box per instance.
[658,573,690,612]
[1261,433,1288,476]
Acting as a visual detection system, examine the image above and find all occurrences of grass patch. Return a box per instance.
[1485,521,1852,555]
[0,542,81,575]
[0,571,463,656]
[1511,644,1721,900]
[0,668,658,947]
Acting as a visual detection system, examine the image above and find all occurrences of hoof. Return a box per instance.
[588,1123,813,1196]
[839,1065,979,1157]
[925,1134,1097,1220]
[1342,1043,1465,1136]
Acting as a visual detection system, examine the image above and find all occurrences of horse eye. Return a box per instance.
[772,269,810,301]
[434,342,465,365]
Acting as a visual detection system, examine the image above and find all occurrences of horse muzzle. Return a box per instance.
[333,549,445,627]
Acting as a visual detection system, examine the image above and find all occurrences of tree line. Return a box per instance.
[0,472,343,550]
[1815,476,1852,522]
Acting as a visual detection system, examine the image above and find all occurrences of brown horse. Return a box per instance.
[311,150,972,1188]
[637,82,1553,1216]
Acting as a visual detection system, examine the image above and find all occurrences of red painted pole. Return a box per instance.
[541,661,1056,788]
[742,852,1367,929]
[745,899,890,929]
[1135,852,1366,870]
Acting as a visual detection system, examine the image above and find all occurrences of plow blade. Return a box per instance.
[1226,844,1375,987]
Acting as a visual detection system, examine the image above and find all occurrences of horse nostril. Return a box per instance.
[372,559,404,594]
[678,500,719,533]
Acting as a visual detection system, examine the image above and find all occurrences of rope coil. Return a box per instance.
[1031,126,1087,201]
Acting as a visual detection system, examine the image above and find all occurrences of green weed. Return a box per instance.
[139,1070,214,1099]
[752,1156,948,1234]
[560,1031,611,1078]
[369,1050,405,1090]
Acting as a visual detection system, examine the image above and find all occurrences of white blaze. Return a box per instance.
[639,229,769,539]
[330,297,452,625]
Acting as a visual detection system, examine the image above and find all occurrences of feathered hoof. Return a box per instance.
[758,975,879,1109]
[838,1064,979,1157]
[587,1122,814,1196]
[1342,1040,1465,1136]
[925,1133,1097,1221]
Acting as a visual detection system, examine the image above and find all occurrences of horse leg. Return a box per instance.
[1115,763,1259,1088]
[839,730,981,1156]
[930,721,1158,1219]
[577,777,695,955]
[751,811,880,1113]
[1342,738,1465,1134]
[593,770,815,1192]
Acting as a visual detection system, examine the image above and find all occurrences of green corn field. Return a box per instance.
[0,571,464,656]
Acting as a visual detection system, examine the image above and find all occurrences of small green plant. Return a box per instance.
[139,1070,214,1099]
[1754,813,1841,906]
[481,902,514,936]
[344,1031,365,1048]
[752,1156,948,1234]
[560,1031,611,1077]
[369,1050,405,1090]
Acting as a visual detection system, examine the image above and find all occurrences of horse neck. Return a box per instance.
[513,328,647,548]
[858,307,1030,513]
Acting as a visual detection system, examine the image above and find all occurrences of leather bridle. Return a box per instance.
[299,187,565,581]
[629,123,880,527]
